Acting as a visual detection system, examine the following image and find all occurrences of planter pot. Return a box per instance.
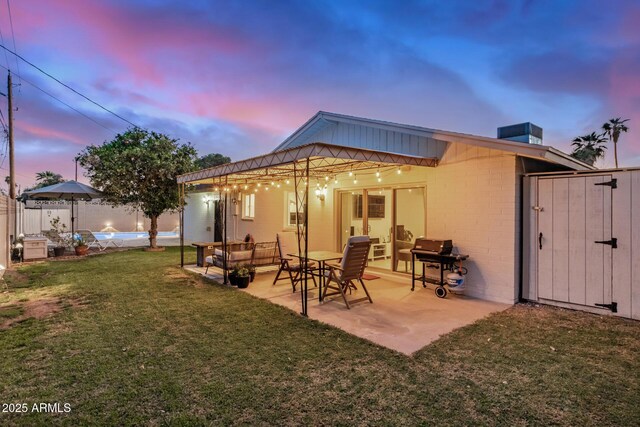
[53,247,66,257]
[249,271,256,282]
[74,245,89,256]
[237,276,250,288]
[228,273,238,286]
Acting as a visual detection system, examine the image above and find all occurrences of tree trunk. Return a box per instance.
[614,140,619,168]
[149,215,158,248]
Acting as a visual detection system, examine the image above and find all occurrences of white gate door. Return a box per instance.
[537,175,615,312]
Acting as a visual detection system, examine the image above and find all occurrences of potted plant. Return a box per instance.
[50,216,70,257]
[236,266,250,288]
[247,264,256,282]
[228,265,240,286]
[73,236,89,256]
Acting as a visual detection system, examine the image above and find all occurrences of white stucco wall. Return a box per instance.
[191,142,520,304]
[184,192,217,243]
[425,144,519,303]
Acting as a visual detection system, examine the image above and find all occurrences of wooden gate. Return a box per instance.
[535,175,616,312]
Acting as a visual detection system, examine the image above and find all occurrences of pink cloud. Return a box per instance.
[16,122,87,146]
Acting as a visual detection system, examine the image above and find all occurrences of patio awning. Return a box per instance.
[177,142,438,185]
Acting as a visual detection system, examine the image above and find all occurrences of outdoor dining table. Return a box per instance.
[287,250,344,303]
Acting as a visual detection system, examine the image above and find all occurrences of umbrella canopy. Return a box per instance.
[22,180,103,240]
[22,180,102,200]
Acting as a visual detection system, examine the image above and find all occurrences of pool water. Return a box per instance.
[93,231,178,240]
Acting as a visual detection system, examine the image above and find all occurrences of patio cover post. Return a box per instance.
[179,182,185,268]
[293,159,309,316]
[222,187,228,285]
[304,159,309,315]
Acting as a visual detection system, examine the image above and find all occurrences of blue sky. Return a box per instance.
[1,0,638,187]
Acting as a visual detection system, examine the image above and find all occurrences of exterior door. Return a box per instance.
[537,175,614,310]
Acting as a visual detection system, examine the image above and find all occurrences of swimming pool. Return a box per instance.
[93,231,179,240]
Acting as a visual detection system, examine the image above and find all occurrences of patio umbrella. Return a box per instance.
[22,180,103,238]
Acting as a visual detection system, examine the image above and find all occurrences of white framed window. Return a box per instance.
[285,191,304,228]
[242,193,255,220]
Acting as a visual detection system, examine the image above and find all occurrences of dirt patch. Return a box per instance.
[165,267,204,288]
[67,296,92,309]
[2,269,30,287]
[0,298,62,330]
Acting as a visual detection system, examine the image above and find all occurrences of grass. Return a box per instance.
[0,247,638,426]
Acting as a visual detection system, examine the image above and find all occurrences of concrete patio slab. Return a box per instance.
[185,265,510,355]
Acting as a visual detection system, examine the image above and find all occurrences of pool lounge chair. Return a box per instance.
[77,229,124,251]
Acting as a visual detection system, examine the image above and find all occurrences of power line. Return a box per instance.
[0,44,141,128]
[0,63,117,132]
[0,27,10,71]
[5,0,20,86]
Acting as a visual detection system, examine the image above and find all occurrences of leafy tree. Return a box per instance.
[78,128,197,249]
[196,153,231,169]
[602,117,629,168]
[570,132,607,166]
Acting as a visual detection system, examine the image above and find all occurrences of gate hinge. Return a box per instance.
[595,238,617,248]
[595,302,617,313]
[594,179,617,189]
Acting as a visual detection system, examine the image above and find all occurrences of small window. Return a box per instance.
[242,193,255,220]
[286,191,304,227]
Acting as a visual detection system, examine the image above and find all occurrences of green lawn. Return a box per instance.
[1,248,638,426]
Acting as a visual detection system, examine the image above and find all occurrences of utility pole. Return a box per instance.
[7,71,18,264]
[8,71,14,200]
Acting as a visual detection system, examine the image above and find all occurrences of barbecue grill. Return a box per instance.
[410,238,468,298]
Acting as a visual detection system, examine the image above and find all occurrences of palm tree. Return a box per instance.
[27,171,65,191]
[602,117,629,168]
[35,171,64,186]
[571,132,608,166]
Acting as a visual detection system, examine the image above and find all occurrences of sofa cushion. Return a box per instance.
[229,250,252,263]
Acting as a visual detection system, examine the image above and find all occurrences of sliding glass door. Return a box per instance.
[393,187,425,273]
[338,186,424,271]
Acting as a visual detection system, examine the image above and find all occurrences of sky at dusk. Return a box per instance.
[0,0,639,189]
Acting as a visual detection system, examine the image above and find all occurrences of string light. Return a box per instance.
[334,176,338,184]
[353,174,358,184]
[243,185,248,190]
[325,176,329,181]
[257,183,261,187]
[286,179,290,185]
[276,183,281,188]
[232,184,237,189]
[375,170,380,177]
[271,181,275,186]
[348,171,353,177]
[397,167,402,175]
[377,177,382,183]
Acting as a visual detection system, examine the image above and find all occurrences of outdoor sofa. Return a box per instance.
[204,240,278,273]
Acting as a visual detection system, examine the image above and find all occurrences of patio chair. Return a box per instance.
[395,240,414,272]
[322,236,372,309]
[273,233,317,292]
[77,229,123,251]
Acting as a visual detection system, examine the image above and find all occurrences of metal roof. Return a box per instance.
[272,111,594,171]
[177,142,437,185]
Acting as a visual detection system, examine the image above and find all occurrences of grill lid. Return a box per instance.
[413,238,453,255]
